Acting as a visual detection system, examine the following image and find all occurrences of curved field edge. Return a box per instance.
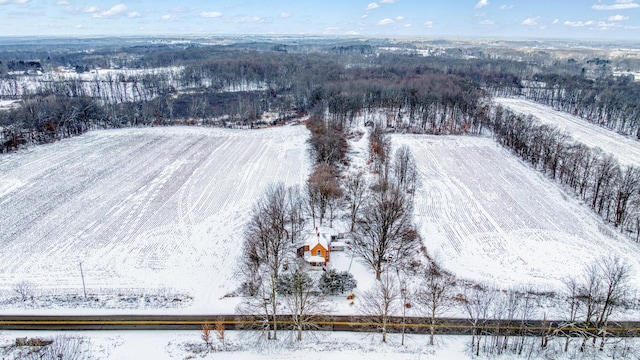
[494,97,640,168]
[391,134,640,289]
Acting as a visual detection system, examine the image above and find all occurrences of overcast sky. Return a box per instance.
[1,0,639,41]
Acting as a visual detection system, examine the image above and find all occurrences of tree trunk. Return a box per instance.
[430,319,435,345]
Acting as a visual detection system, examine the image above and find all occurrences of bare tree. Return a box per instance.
[24,336,89,360]
[352,185,419,280]
[595,256,631,350]
[13,281,35,302]
[240,183,293,340]
[577,261,603,352]
[571,256,631,351]
[490,289,530,354]
[459,284,495,357]
[369,125,391,186]
[286,185,306,244]
[344,171,368,233]
[359,270,400,343]
[613,166,639,228]
[561,278,581,352]
[276,266,327,341]
[215,322,226,350]
[414,262,455,345]
[393,145,419,197]
[201,323,212,348]
[307,163,342,227]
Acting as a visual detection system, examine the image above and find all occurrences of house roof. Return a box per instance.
[305,231,329,250]
[306,255,326,263]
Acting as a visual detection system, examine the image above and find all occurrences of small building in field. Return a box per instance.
[296,228,331,266]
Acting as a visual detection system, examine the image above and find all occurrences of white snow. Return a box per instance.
[495,97,640,168]
[0,67,183,102]
[0,125,311,313]
[0,330,475,360]
[1,330,635,359]
[0,99,20,109]
[392,134,640,290]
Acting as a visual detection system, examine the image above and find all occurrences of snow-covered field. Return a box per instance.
[392,135,640,290]
[0,125,310,313]
[495,97,640,167]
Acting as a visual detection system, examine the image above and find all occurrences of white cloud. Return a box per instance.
[380,0,396,3]
[56,0,69,5]
[377,18,394,25]
[608,14,629,20]
[499,4,513,9]
[82,6,99,13]
[201,11,223,18]
[127,11,141,18]
[404,23,412,27]
[475,0,489,9]
[395,15,404,21]
[592,1,639,10]
[93,4,127,18]
[346,30,359,35]
[280,12,292,18]
[563,19,620,29]
[480,19,495,25]
[564,20,594,27]
[240,16,263,23]
[170,6,187,13]
[522,16,540,25]
[362,14,369,18]
[424,21,433,28]
[161,14,175,21]
[367,2,380,10]
[552,19,560,24]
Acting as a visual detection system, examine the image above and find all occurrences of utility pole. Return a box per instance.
[397,268,407,346]
[79,261,87,298]
[401,284,407,346]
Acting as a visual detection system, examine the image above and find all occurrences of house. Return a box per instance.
[296,227,331,266]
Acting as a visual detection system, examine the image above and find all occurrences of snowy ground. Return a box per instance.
[495,97,640,167]
[1,330,637,360]
[0,99,18,108]
[0,331,466,360]
[0,125,310,313]
[392,134,640,291]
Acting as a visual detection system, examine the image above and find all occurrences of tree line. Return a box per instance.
[491,106,640,239]
[1,48,490,152]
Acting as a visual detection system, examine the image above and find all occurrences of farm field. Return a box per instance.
[495,97,640,167]
[392,134,640,290]
[0,125,310,312]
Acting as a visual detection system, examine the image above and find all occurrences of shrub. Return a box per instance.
[319,270,357,295]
